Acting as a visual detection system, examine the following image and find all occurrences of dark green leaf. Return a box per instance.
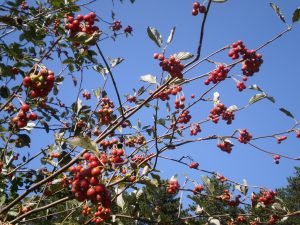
[0,86,10,98]
[292,7,300,23]
[279,108,294,119]
[270,3,286,23]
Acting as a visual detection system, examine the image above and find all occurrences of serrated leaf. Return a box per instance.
[292,8,300,23]
[147,26,163,48]
[167,26,176,44]
[279,108,294,119]
[110,58,124,68]
[67,136,99,155]
[202,176,215,194]
[249,84,264,92]
[173,52,194,60]
[140,74,157,84]
[270,3,286,23]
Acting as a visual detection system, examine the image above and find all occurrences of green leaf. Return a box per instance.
[0,195,6,207]
[292,7,300,23]
[248,93,274,104]
[167,26,176,44]
[212,0,228,3]
[147,26,163,48]
[0,86,10,98]
[235,184,248,196]
[173,52,194,60]
[116,188,125,210]
[270,3,286,23]
[248,84,264,92]
[202,176,215,194]
[140,74,157,84]
[67,136,99,155]
[279,107,294,119]
[110,57,124,68]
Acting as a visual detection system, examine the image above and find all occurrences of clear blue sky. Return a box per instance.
[21,0,300,197]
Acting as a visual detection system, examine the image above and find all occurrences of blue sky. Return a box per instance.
[11,0,300,199]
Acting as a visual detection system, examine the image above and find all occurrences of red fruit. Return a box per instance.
[193,2,200,9]
[91,167,101,176]
[89,12,96,19]
[47,75,55,83]
[89,177,99,185]
[29,112,38,121]
[75,191,85,201]
[199,5,206,13]
[192,9,198,16]
[153,53,159,59]
[83,15,90,21]
[30,90,37,98]
[77,14,84,21]
[80,179,90,190]
[22,76,31,86]
[83,152,91,160]
[86,187,96,198]
[17,120,27,128]
[21,103,30,112]
[95,184,105,193]
[67,16,74,23]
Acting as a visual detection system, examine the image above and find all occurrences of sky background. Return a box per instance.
[4,0,300,204]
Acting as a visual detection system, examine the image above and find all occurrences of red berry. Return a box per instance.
[91,167,101,176]
[29,112,38,121]
[21,104,30,112]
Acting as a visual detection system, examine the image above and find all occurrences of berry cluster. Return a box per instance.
[236,216,247,223]
[53,19,60,36]
[91,206,111,224]
[188,162,199,169]
[65,12,99,35]
[267,215,279,224]
[132,153,154,164]
[258,190,277,206]
[124,25,133,34]
[174,96,186,109]
[153,54,184,79]
[22,67,55,98]
[97,97,116,125]
[277,135,287,144]
[11,104,38,128]
[81,204,91,216]
[99,138,118,150]
[236,81,246,92]
[153,85,182,101]
[273,154,280,164]
[228,40,263,77]
[190,123,201,136]
[109,145,125,164]
[217,140,234,154]
[111,21,122,31]
[126,95,136,103]
[296,131,300,138]
[238,129,252,144]
[125,135,146,147]
[167,180,180,194]
[221,189,241,207]
[178,110,192,124]
[209,103,235,125]
[69,153,112,223]
[82,90,91,100]
[204,65,229,85]
[192,2,206,16]
[193,184,204,193]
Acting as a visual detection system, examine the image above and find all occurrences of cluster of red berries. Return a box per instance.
[192,2,206,16]
[205,65,229,85]
[82,90,91,100]
[277,135,287,144]
[267,215,280,224]
[178,110,192,124]
[124,25,133,34]
[91,206,111,224]
[53,19,60,36]
[11,104,38,128]
[127,95,136,103]
[190,123,201,136]
[189,162,199,169]
[174,96,186,109]
[217,140,234,154]
[22,68,55,98]
[236,81,246,92]
[235,216,247,223]
[217,174,227,183]
[238,129,252,144]
[221,190,241,207]
[11,67,19,75]
[228,40,263,77]
[97,97,116,125]
[132,153,154,164]
[65,12,99,35]
[273,155,280,164]
[193,184,204,193]
[153,54,184,79]
[81,204,91,216]
[167,179,180,194]
[153,85,182,101]
[125,135,146,147]
[109,145,125,164]
[69,153,112,222]
[209,103,235,125]
[99,138,118,150]
[258,190,277,206]
[0,161,3,173]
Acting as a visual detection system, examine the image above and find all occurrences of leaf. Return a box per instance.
[249,93,267,104]
[140,74,157,84]
[110,58,124,68]
[136,188,143,199]
[147,26,163,48]
[21,122,36,131]
[167,26,176,44]
[270,3,286,23]
[235,184,248,196]
[0,195,6,207]
[209,218,221,225]
[227,105,238,112]
[76,98,82,114]
[212,0,228,3]
[249,84,264,92]
[0,85,10,98]
[213,92,220,105]
[279,108,294,119]
[173,52,194,60]
[292,7,300,23]
[116,191,125,210]
[67,136,99,155]
[202,176,215,194]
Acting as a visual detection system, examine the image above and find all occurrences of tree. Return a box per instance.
[0,0,300,224]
